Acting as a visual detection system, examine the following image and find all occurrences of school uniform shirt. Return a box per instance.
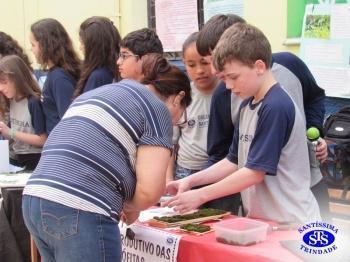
[227,84,321,223]
[82,67,114,93]
[10,96,45,155]
[23,80,173,221]
[42,67,76,134]
[175,82,214,171]
[207,52,324,187]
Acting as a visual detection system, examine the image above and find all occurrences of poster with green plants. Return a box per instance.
[300,2,350,98]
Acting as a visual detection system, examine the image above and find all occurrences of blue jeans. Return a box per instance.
[22,196,121,262]
[174,164,199,180]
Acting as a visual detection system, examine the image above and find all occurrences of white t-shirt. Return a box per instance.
[175,82,214,171]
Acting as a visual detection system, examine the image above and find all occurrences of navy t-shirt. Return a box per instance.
[82,67,114,93]
[42,67,76,134]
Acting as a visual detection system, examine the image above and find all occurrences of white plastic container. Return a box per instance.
[213,218,269,246]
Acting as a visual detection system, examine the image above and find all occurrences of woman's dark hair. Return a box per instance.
[197,14,246,56]
[31,18,80,80]
[0,55,41,100]
[0,31,33,71]
[182,32,199,55]
[74,16,121,98]
[141,53,191,108]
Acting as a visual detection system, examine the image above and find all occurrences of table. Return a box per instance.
[0,187,30,262]
[176,220,301,262]
[0,173,31,262]
[126,216,302,262]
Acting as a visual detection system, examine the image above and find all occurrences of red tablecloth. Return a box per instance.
[178,227,301,262]
[146,216,302,262]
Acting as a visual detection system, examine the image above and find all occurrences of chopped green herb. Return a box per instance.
[180,223,211,233]
[154,208,226,223]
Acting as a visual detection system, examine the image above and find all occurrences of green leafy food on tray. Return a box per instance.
[153,208,227,223]
[180,223,211,233]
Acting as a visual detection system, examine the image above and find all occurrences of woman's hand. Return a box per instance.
[0,121,10,138]
[316,138,328,163]
[121,210,140,225]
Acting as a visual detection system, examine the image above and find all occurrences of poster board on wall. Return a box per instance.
[300,2,350,98]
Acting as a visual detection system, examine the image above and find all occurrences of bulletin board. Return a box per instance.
[287,0,348,38]
[299,1,350,98]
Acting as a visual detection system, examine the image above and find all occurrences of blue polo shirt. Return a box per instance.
[24,80,173,220]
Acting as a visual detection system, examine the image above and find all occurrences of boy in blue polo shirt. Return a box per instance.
[165,23,321,223]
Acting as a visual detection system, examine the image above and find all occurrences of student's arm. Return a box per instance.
[124,145,171,211]
[167,167,264,213]
[0,97,47,147]
[273,52,325,131]
[206,82,234,167]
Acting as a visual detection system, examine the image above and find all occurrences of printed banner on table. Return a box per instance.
[120,223,182,262]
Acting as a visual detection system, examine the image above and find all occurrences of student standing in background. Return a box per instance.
[0,31,35,124]
[0,55,46,170]
[73,16,121,98]
[168,32,219,181]
[30,18,80,134]
[117,28,163,81]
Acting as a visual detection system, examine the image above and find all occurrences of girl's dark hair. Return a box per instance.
[0,55,41,101]
[0,31,33,71]
[141,53,191,107]
[182,32,199,55]
[31,18,80,80]
[74,16,121,98]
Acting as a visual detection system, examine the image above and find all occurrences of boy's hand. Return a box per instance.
[316,138,328,163]
[165,189,205,214]
[165,178,191,196]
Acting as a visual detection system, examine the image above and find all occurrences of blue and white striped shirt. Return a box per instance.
[23,80,173,220]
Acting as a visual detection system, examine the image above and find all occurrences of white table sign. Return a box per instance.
[119,223,182,262]
[0,140,9,173]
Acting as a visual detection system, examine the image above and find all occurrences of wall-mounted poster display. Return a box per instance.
[300,2,350,98]
[203,0,244,22]
[155,0,198,52]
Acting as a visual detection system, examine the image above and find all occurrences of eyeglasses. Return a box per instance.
[175,109,187,126]
[118,53,139,62]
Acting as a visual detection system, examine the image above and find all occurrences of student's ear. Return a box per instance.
[173,91,185,107]
[254,60,266,75]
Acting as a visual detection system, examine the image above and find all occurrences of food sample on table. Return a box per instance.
[148,208,230,228]
[180,223,211,233]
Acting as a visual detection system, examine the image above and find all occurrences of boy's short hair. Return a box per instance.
[197,14,246,56]
[120,28,163,57]
[212,23,272,72]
